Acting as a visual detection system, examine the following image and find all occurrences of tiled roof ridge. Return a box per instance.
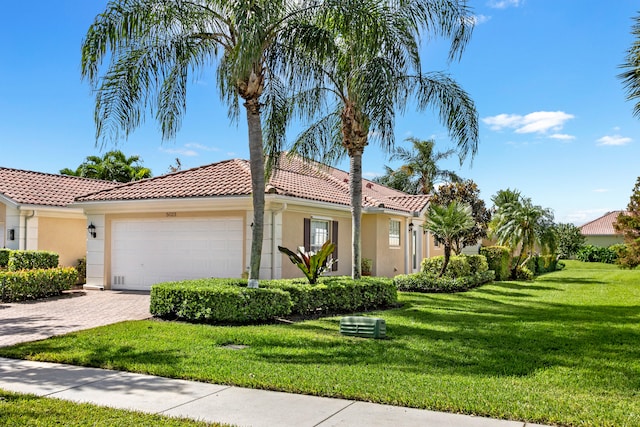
[579,210,624,228]
[268,155,352,196]
[0,166,116,185]
[75,158,244,201]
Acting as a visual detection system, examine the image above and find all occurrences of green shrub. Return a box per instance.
[7,250,59,271]
[0,267,77,302]
[576,245,618,264]
[150,280,292,324]
[480,246,511,280]
[0,249,10,268]
[464,254,489,274]
[421,255,471,278]
[76,257,87,284]
[394,270,494,293]
[515,265,534,281]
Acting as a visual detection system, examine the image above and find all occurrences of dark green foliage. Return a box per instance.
[554,223,586,259]
[480,246,511,280]
[278,241,335,284]
[60,150,152,182]
[7,250,59,271]
[0,267,78,302]
[0,249,10,268]
[614,177,640,269]
[394,270,494,293]
[150,280,292,324]
[262,276,397,316]
[151,277,397,323]
[76,257,87,283]
[421,255,472,278]
[464,254,489,274]
[576,245,618,264]
[514,265,534,281]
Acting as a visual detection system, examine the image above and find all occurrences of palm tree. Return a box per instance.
[60,150,152,182]
[388,137,461,195]
[373,165,418,194]
[81,0,323,286]
[491,192,555,275]
[619,12,640,118]
[267,0,478,279]
[424,201,474,277]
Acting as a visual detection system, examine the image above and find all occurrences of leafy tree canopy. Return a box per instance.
[60,150,152,182]
[554,223,586,259]
[614,176,640,268]
[430,179,490,253]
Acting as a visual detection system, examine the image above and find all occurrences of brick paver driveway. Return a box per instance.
[0,290,151,347]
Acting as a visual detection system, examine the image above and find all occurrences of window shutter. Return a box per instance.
[303,218,311,252]
[332,220,339,271]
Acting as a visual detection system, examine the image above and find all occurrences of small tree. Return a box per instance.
[278,241,336,285]
[424,201,475,277]
[430,180,490,254]
[614,177,640,269]
[554,223,586,259]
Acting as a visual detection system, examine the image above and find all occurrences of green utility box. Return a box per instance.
[339,316,386,339]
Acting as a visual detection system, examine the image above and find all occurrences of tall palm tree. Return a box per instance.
[389,137,461,194]
[81,0,323,286]
[424,201,474,277]
[61,150,152,182]
[267,0,478,279]
[619,12,640,118]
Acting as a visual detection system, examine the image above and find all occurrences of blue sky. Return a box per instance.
[1,0,639,225]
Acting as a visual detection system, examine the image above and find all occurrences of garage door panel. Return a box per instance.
[111,218,243,291]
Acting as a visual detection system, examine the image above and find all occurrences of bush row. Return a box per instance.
[150,277,398,324]
[576,244,620,264]
[421,254,489,277]
[524,254,558,275]
[0,267,78,302]
[480,246,511,280]
[0,250,59,271]
[394,270,495,293]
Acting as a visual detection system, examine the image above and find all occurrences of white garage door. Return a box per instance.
[111,217,244,291]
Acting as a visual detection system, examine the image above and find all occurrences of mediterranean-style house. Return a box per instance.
[579,211,625,247]
[72,156,444,291]
[0,167,119,267]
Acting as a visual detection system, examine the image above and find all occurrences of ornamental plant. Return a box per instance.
[278,241,336,284]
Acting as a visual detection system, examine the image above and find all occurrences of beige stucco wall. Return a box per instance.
[362,214,408,277]
[584,235,625,247]
[37,217,87,267]
[0,203,5,248]
[280,208,351,279]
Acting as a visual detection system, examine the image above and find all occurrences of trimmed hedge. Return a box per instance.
[150,280,292,324]
[524,254,558,275]
[261,276,398,316]
[150,276,398,324]
[480,246,511,281]
[394,270,495,293]
[7,250,59,271]
[576,245,618,264]
[0,249,10,268]
[0,267,78,302]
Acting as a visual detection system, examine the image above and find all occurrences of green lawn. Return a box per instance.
[1,260,639,427]
[0,390,227,426]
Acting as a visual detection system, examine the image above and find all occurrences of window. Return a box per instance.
[310,220,329,252]
[389,220,400,247]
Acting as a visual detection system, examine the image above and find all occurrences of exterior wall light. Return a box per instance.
[408,222,414,232]
[88,223,97,238]
[8,229,15,241]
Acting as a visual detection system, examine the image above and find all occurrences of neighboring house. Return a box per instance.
[73,156,443,291]
[0,167,119,267]
[579,211,625,247]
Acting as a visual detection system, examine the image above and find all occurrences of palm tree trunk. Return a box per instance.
[350,152,363,279]
[244,98,265,288]
[439,245,451,278]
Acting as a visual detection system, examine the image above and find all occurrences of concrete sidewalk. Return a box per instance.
[0,357,550,427]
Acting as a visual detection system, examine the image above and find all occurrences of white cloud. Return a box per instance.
[549,133,575,141]
[487,0,523,9]
[363,171,381,179]
[159,147,198,157]
[185,143,219,152]
[564,208,609,226]
[470,14,491,25]
[593,189,609,193]
[483,111,574,135]
[596,134,632,146]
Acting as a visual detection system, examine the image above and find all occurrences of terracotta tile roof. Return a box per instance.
[0,167,119,208]
[76,155,430,214]
[579,211,625,236]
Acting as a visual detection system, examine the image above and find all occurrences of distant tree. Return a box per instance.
[619,12,640,118]
[490,190,555,275]
[554,223,586,259]
[373,166,418,194]
[614,177,640,268]
[378,138,461,195]
[61,150,152,182]
[430,180,490,254]
[168,158,182,174]
[424,201,475,277]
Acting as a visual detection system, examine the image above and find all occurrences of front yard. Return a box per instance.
[1,260,639,427]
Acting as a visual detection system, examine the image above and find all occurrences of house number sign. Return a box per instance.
[166,212,177,217]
